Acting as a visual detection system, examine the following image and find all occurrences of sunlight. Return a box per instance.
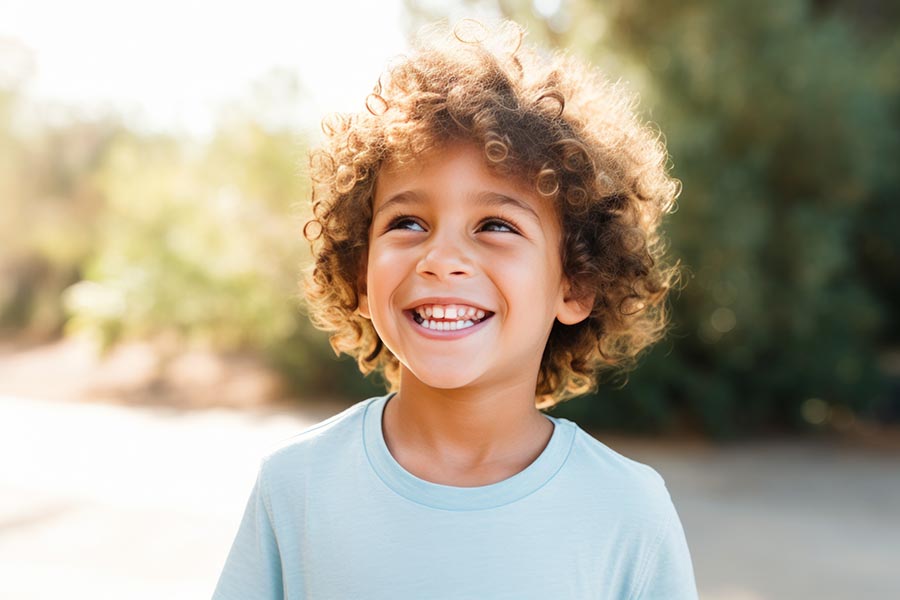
[0,0,408,138]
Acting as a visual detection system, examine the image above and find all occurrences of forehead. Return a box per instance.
[373,142,556,219]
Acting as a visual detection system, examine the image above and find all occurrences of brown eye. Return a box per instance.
[387,215,425,232]
[480,218,518,233]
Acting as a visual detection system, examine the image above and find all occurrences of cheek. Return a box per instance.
[365,246,408,302]
[493,245,556,282]
[369,246,403,277]
[505,250,564,309]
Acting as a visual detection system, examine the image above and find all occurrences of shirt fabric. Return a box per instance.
[212,392,698,599]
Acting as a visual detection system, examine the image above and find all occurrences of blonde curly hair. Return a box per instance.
[301,19,682,409]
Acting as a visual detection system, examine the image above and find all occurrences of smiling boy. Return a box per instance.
[213,20,698,600]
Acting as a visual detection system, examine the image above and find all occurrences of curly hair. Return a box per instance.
[301,19,682,409]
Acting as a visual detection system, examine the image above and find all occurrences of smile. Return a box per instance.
[412,312,486,331]
[404,310,494,338]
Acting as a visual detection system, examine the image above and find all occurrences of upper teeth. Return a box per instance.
[413,304,487,321]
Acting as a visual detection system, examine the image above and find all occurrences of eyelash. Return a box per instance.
[384,214,521,234]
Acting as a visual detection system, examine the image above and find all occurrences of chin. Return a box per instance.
[403,366,482,391]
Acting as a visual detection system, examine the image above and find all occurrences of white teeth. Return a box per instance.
[419,319,476,331]
[412,304,491,323]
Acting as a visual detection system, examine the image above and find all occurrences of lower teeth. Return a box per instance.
[412,314,482,331]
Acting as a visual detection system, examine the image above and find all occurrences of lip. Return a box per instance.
[403,297,493,313]
[403,309,494,340]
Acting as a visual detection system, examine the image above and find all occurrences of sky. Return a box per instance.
[0,0,415,139]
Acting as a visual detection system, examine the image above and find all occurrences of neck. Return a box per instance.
[383,367,553,472]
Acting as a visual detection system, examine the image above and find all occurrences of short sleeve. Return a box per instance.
[630,513,699,600]
[212,460,285,600]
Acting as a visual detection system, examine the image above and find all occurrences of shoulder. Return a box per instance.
[565,421,669,491]
[257,395,377,483]
[560,419,678,523]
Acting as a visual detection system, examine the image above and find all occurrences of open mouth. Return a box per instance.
[407,309,494,332]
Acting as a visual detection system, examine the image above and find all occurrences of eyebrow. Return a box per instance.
[373,190,541,223]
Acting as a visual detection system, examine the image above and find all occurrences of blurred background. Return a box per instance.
[1,0,898,598]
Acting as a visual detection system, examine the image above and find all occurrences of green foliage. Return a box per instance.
[0,82,121,339]
[60,107,375,393]
[0,68,371,397]
[65,129,297,348]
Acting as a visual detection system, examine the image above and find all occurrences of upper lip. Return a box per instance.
[404,297,493,313]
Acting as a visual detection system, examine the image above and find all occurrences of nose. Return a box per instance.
[415,230,473,280]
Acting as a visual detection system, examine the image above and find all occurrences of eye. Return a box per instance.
[480,218,519,234]
[386,214,425,232]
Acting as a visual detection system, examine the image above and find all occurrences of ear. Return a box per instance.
[358,289,370,319]
[356,256,371,319]
[556,277,594,325]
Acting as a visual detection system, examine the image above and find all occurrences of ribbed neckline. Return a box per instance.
[363,392,575,511]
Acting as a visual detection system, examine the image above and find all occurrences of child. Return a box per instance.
[213,19,697,599]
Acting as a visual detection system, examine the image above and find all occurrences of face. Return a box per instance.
[358,142,591,394]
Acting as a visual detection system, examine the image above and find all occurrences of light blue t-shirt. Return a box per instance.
[212,393,698,599]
